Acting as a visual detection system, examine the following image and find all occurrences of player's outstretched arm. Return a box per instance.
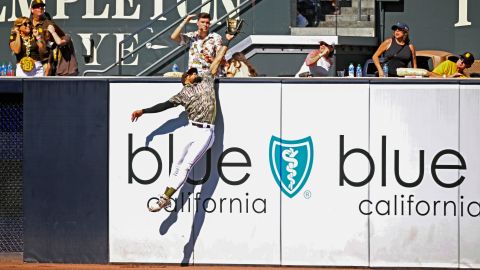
[131,101,175,122]
[210,33,235,75]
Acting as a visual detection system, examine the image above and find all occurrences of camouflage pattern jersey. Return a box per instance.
[169,75,216,124]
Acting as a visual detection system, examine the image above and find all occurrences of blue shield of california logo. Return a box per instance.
[269,136,314,198]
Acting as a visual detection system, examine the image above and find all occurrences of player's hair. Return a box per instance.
[181,73,189,85]
[181,68,198,85]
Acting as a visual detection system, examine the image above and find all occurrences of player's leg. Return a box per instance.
[169,127,215,190]
[148,129,194,212]
[149,127,214,212]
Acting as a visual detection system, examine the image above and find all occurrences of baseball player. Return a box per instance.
[131,33,236,212]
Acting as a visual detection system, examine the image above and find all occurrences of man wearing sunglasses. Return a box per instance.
[30,0,74,76]
[429,52,475,78]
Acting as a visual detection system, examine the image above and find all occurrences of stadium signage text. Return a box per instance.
[0,0,240,66]
[128,132,475,217]
[0,0,239,21]
[340,135,467,189]
[128,133,251,186]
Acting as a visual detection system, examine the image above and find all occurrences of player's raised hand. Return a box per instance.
[131,109,143,122]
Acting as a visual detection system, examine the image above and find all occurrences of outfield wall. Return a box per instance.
[10,77,480,267]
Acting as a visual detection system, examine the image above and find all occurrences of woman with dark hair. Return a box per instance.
[372,22,417,77]
[226,52,258,77]
[9,16,46,76]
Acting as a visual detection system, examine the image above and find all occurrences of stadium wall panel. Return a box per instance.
[23,79,109,263]
[10,78,480,268]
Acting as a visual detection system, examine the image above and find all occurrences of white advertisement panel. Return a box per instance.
[110,80,480,268]
[459,85,480,269]
[192,82,281,264]
[280,83,369,266]
[110,82,196,263]
[369,84,460,268]
[109,81,282,264]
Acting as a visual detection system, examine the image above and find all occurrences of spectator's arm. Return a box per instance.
[409,44,417,68]
[47,25,67,46]
[171,14,195,43]
[33,28,46,54]
[372,39,391,77]
[9,30,21,54]
[305,50,323,66]
[44,63,52,76]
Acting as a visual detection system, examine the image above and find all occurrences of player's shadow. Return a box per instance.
[157,82,225,265]
[145,111,189,147]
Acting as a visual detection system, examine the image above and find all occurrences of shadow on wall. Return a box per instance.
[146,83,225,265]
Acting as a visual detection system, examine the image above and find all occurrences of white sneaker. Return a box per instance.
[148,195,171,212]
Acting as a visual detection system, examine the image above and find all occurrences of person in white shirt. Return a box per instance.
[295,41,334,77]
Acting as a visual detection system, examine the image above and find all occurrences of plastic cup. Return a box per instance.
[337,71,345,77]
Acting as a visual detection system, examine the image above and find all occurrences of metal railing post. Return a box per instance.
[358,0,362,21]
[118,43,123,76]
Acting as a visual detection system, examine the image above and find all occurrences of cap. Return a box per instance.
[460,52,475,67]
[391,22,409,31]
[181,68,198,85]
[319,41,334,57]
[30,0,45,8]
[185,67,198,75]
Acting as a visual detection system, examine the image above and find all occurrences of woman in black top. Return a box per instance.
[9,16,46,76]
[372,22,417,77]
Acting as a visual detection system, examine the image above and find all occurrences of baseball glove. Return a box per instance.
[226,18,244,36]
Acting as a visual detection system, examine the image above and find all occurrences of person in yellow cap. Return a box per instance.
[429,52,475,78]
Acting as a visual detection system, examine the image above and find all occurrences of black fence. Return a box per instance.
[0,93,23,252]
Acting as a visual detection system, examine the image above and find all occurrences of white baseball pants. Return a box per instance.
[169,121,215,191]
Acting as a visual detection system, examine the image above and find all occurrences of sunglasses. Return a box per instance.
[17,22,32,27]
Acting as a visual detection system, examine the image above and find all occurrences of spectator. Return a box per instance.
[372,22,417,77]
[429,52,474,78]
[171,12,224,76]
[296,10,309,27]
[30,0,77,76]
[297,0,317,26]
[226,52,257,77]
[47,31,79,76]
[295,41,334,77]
[9,16,46,77]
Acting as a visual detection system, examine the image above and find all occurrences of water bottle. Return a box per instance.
[0,62,6,76]
[356,64,362,77]
[348,63,354,77]
[172,63,179,72]
[382,63,389,77]
[6,62,14,76]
